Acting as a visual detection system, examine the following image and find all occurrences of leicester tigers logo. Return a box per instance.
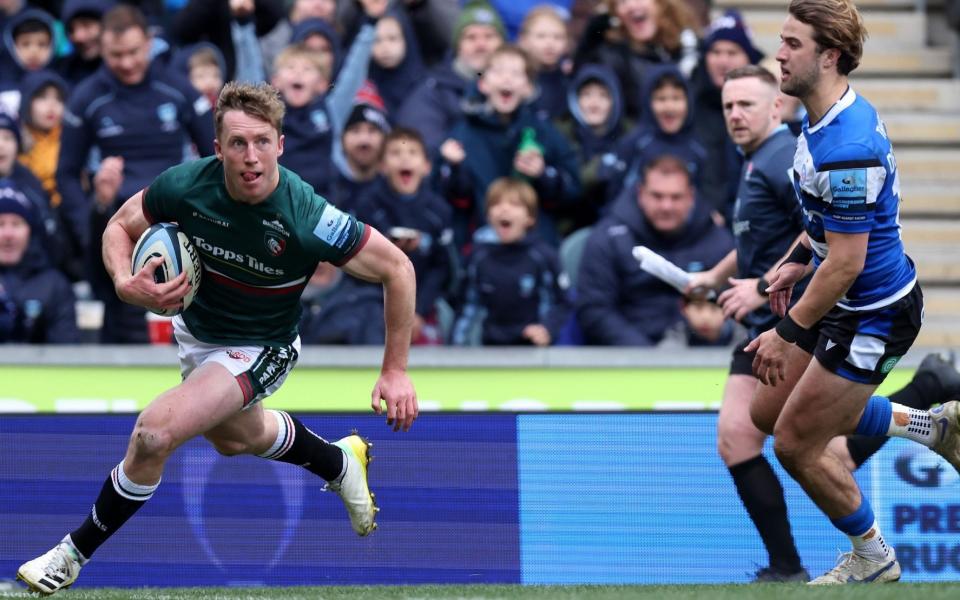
[264,231,286,257]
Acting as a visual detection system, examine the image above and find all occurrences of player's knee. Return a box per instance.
[749,403,775,435]
[206,436,251,456]
[130,420,177,460]
[772,431,810,473]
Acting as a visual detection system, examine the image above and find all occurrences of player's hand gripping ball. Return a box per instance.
[131,223,202,316]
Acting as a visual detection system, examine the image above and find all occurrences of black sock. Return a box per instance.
[729,455,803,573]
[848,378,933,467]
[69,463,157,559]
[258,410,344,480]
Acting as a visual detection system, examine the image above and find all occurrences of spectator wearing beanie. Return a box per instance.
[56,0,115,86]
[0,110,67,277]
[0,186,80,343]
[691,9,765,223]
[396,0,505,154]
[327,83,391,214]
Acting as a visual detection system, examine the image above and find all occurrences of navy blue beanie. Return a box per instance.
[704,10,764,65]
[0,112,21,150]
[0,186,36,231]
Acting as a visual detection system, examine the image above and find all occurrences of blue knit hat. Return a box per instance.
[704,10,764,65]
[0,111,21,149]
[0,185,36,231]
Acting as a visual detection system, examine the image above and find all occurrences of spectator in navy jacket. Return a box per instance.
[57,0,115,86]
[353,127,456,344]
[58,4,215,343]
[395,0,504,153]
[0,7,56,115]
[554,62,630,228]
[453,177,570,346]
[369,9,428,117]
[437,45,581,251]
[0,185,79,344]
[605,63,706,206]
[576,155,734,346]
[518,5,571,121]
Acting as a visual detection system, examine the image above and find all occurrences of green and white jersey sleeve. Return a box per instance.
[142,157,369,347]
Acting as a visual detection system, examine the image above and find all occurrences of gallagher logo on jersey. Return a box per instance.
[265,231,286,257]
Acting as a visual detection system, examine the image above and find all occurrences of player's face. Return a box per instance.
[615,0,658,44]
[215,110,285,204]
[706,40,750,89]
[487,193,534,244]
[381,139,429,195]
[722,76,780,154]
[0,213,30,267]
[102,27,151,86]
[457,25,502,73]
[30,86,64,132]
[638,169,694,235]
[650,83,687,135]
[14,31,52,70]
[342,122,385,170]
[776,15,824,99]
[479,54,532,115]
[520,15,567,69]
[373,18,406,69]
[69,17,102,60]
[0,129,17,176]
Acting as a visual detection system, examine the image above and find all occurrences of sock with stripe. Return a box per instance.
[69,461,159,559]
[258,410,344,481]
[831,497,893,563]
[855,395,936,447]
[848,381,932,466]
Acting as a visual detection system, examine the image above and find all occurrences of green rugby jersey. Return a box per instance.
[143,156,368,346]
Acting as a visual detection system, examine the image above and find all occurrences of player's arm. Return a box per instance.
[784,229,867,328]
[687,249,737,293]
[340,226,419,431]
[102,190,188,312]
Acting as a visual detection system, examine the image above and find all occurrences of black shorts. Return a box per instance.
[729,325,819,376]
[812,284,923,385]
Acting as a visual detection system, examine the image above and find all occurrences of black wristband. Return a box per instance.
[783,243,813,266]
[775,313,807,344]
[756,277,770,298]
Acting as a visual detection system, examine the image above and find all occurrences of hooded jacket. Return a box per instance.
[576,189,734,345]
[606,63,707,204]
[440,90,581,247]
[369,9,427,117]
[453,231,570,345]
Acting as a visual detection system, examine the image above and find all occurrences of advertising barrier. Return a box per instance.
[1,413,957,587]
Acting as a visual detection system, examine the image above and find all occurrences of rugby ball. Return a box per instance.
[131,222,202,316]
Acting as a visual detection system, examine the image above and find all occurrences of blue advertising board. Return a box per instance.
[1,413,957,588]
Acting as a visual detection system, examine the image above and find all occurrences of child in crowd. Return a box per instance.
[271,6,378,195]
[181,44,226,106]
[369,10,427,117]
[438,45,580,251]
[18,70,68,213]
[605,63,706,205]
[518,5,570,121]
[353,127,456,344]
[1,8,57,115]
[555,63,630,228]
[453,177,570,346]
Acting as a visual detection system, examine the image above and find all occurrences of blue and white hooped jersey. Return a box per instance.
[791,87,916,310]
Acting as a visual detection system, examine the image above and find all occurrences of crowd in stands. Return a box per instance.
[0,0,804,347]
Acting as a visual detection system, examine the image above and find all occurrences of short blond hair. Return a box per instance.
[274,43,332,81]
[486,177,538,219]
[215,82,286,139]
[789,0,867,75]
